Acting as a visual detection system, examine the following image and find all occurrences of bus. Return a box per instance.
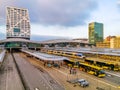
[96,61,120,71]
[85,59,120,71]
[79,63,106,78]
[63,60,80,68]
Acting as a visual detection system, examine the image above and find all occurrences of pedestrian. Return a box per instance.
[70,69,72,74]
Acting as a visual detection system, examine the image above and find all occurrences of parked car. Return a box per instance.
[78,79,89,87]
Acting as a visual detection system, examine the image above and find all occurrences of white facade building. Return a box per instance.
[6,7,30,40]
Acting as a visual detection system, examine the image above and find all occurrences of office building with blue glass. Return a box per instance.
[89,22,104,45]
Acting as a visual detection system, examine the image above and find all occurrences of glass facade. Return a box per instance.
[14,28,20,32]
[89,22,103,45]
[5,42,22,48]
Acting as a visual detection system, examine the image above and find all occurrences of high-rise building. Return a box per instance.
[6,7,30,40]
[88,22,103,45]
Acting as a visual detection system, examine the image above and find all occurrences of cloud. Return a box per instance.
[0,0,15,24]
[0,32,5,40]
[31,24,88,38]
[31,35,69,41]
[0,0,97,26]
[117,0,120,5]
[117,0,120,9]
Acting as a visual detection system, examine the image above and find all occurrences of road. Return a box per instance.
[13,52,64,90]
[105,71,120,85]
[0,53,24,90]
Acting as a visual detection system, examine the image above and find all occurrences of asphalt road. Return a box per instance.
[13,53,64,90]
[105,71,120,85]
[0,53,24,90]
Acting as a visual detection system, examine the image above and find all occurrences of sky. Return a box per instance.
[0,0,120,41]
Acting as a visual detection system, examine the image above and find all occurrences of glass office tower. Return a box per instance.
[89,22,103,45]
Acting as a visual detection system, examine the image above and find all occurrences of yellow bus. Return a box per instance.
[63,60,79,68]
[85,59,120,71]
[96,61,120,71]
[79,63,106,78]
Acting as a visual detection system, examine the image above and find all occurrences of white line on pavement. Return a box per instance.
[53,68,67,76]
[53,68,118,89]
[105,71,120,78]
[6,66,8,90]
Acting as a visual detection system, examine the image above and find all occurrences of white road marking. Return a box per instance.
[53,68,67,76]
[53,67,118,89]
[6,66,8,90]
[35,88,39,90]
[38,71,54,90]
[105,71,120,78]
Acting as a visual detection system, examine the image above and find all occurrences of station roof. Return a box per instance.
[40,39,88,44]
[0,38,89,45]
[0,38,39,44]
[21,49,69,61]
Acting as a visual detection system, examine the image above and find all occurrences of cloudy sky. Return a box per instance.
[0,0,120,40]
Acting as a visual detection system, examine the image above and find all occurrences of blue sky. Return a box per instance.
[0,0,120,40]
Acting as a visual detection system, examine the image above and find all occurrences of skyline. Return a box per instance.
[0,0,120,40]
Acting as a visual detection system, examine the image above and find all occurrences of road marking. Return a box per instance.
[38,71,54,90]
[105,71,120,78]
[35,88,39,90]
[53,67,118,89]
[6,69,8,90]
[53,68,67,76]
[6,67,8,90]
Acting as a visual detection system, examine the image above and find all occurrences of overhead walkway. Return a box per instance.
[21,49,69,61]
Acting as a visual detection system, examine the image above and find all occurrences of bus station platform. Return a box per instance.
[21,49,69,61]
[21,49,69,68]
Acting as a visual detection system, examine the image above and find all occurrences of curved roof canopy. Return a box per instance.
[0,38,39,43]
[21,49,69,61]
